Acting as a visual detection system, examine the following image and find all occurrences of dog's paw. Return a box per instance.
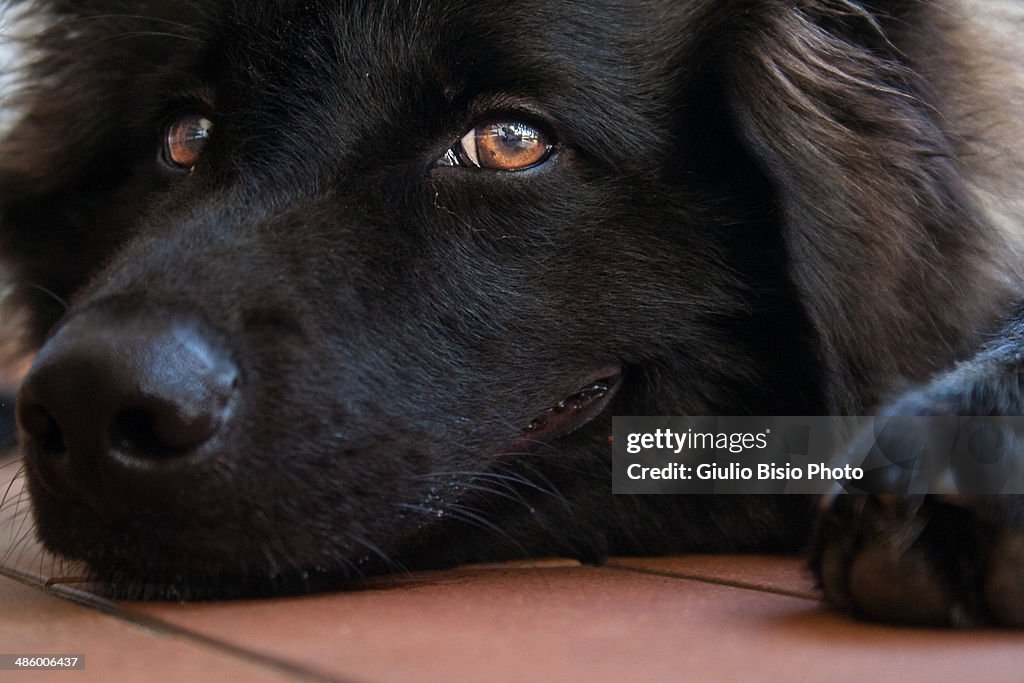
[813,327,1024,626]
[812,494,1024,626]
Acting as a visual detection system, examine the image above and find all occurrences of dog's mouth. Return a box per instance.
[518,366,623,445]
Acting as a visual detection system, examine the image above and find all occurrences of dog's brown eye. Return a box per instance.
[162,114,213,171]
[441,121,553,171]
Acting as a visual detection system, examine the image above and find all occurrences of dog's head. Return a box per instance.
[0,0,1010,596]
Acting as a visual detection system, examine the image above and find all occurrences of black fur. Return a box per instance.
[1,0,1022,622]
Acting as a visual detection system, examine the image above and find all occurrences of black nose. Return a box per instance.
[17,308,238,510]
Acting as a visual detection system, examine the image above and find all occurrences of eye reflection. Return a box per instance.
[162,114,213,171]
[440,120,553,171]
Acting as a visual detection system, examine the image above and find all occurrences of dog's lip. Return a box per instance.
[517,365,623,444]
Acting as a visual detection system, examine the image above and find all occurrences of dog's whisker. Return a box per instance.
[322,555,363,583]
[8,497,36,550]
[35,14,203,34]
[0,464,28,512]
[494,462,568,497]
[446,481,536,511]
[6,521,41,566]
[414,468,562,504]
[0,513,38,568]
[0,492,31,516]
[0,507,34,532]
[86,31,204,45]
[347,532,408,576]
[443,504,532,557]
[26,282,68,311]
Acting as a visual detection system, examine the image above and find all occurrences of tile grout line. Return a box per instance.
[599,562,822,601]
[0,565,362,683]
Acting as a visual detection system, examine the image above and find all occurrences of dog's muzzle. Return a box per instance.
[16,307,238,519]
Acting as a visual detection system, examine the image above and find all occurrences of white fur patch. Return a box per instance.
[0,7,20,139]
[0,5,38,369]
[0,2,44,141]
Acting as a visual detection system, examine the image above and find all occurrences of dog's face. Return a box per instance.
[1,0,1010,598]
[6,0,810,593]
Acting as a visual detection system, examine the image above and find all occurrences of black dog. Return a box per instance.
[1,0,1023,624]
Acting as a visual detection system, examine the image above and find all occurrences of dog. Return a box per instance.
[1,0,1023,625]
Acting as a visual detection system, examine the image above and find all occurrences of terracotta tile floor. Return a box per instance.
[3,449,1024,682]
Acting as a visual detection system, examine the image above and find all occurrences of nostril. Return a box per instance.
[110,402,224,458]
[111,407,174,456]
[18,402,66,457]
[17,398,79,501]
[18,309,238,468]
[15,308,239,521]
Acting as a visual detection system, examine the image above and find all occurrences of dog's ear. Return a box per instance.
[0,3,205,353]
[0,1,120,355]
[0,2,203,197]
[722,0,1016,413]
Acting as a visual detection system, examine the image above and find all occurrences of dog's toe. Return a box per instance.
[845,543,958,625]
[985,531,1024,626]
[812,495,1024,626]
